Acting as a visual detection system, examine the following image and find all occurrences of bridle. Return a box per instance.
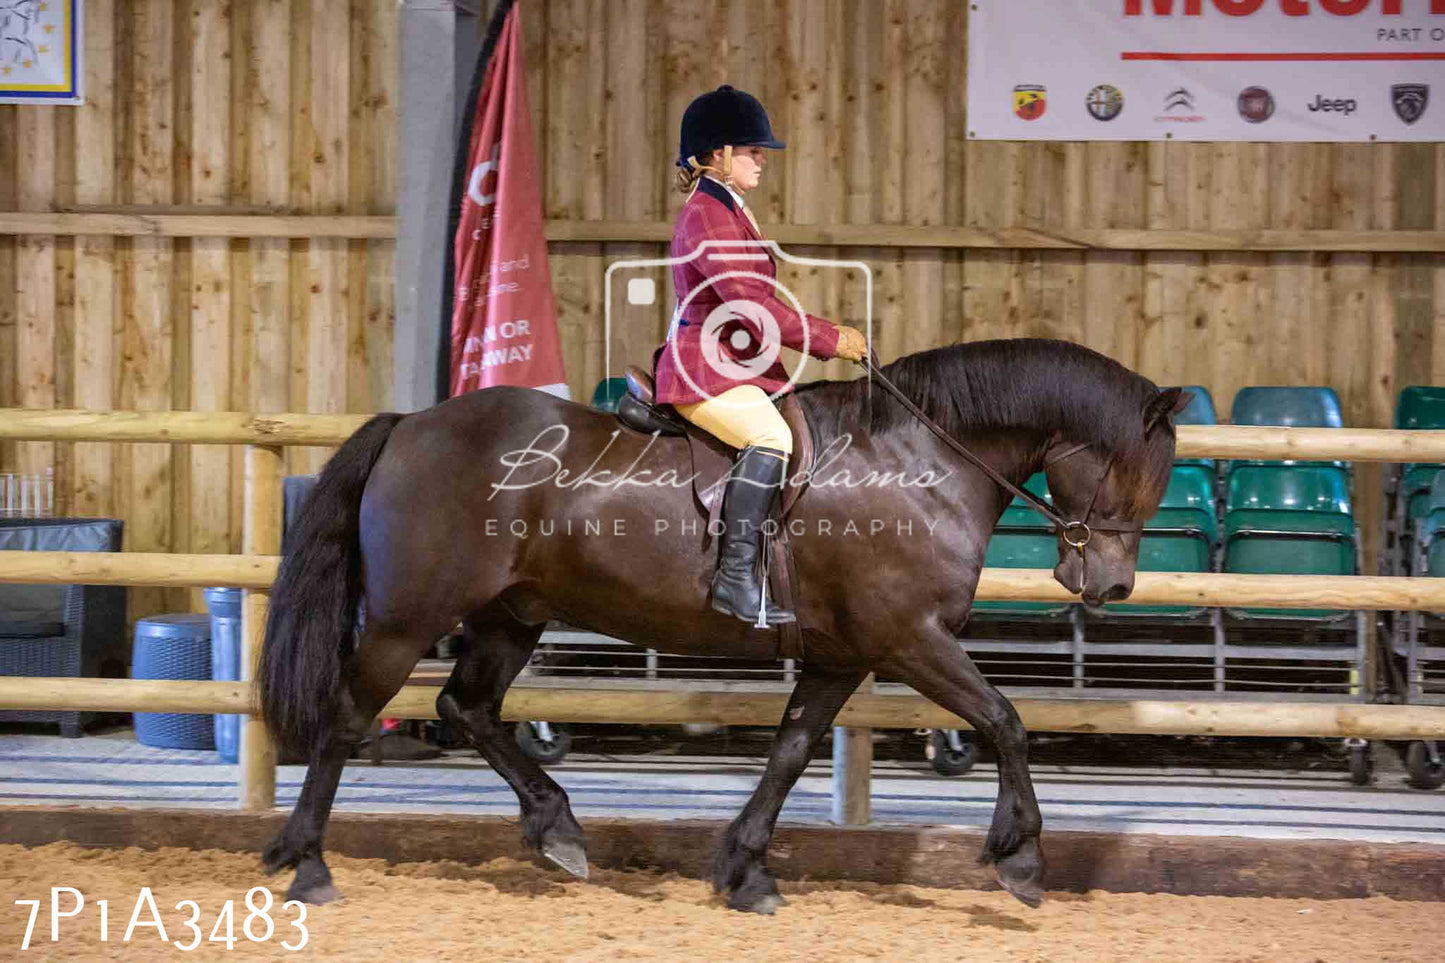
[861,352,1143,558]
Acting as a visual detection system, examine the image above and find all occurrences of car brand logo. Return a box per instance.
[1237,86,1274,124]
[1307,94,1357,115]
[1014,84,1046,121]
[1164,87,1194,112]
[1392,84,1428,125]
[1156,87,1204,124]
[1086,85,1124,121]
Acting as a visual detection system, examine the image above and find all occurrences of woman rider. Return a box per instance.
[651,85,868,627]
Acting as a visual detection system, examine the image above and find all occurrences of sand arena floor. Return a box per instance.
[1,842,1441,961]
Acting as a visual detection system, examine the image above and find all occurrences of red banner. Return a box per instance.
[448,3,568,398]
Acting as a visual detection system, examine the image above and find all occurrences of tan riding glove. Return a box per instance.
[833,325,869,363]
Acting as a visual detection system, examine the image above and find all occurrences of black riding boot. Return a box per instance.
[711,445,796,626]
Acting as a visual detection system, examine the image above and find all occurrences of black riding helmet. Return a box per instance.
[676,85,785,169]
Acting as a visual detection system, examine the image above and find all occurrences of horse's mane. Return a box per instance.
[794,338,1175,514]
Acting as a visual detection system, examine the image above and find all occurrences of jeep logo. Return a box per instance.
[1307,95,1357,116]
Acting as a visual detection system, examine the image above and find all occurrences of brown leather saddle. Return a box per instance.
[616,365,813,656]
[618,365,815,524]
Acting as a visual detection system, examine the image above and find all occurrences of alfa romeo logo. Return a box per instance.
[1086,85,1124,122]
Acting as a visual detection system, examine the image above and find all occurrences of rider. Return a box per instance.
[651,85,868,626]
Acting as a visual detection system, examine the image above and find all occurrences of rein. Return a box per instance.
[860,353,1141,554]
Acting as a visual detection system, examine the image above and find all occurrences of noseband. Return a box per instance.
[862,354,1143,559]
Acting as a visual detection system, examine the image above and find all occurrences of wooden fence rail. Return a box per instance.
[3,211,1444,253]
[1,677,1441,741]
[4,553,1445,610]
[4,408,1445,462]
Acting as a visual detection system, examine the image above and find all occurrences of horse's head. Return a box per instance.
[1043,387,1191,607]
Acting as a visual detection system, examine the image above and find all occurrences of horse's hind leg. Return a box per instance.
[713,663,867,914]
[436,605,588,878]
[262,619,434,903]
[882,628,1045,908]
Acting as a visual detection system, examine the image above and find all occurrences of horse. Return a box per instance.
[255,337,1188,914]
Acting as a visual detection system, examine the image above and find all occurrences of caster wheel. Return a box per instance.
[1405,741,1445,790]
[515,722,572,765]
[925,730,976,776]
[1348,743,1373,786]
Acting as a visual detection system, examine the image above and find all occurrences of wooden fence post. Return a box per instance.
[831,674,875,826]
[240,444,282,810]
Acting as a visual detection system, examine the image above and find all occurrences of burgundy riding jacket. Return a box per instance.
[651,177,842,405]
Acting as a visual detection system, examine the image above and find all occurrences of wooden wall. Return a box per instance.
[521,0,1443,411]
[1,0,1442,615]
[0,0,397,615]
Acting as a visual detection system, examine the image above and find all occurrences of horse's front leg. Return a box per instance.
[882,624,1045,908]
[714,664,867,914]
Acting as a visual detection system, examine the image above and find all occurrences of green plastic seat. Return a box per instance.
[1172,385,1218,470]
[1104,520,1214,618]
[1232,386,1344,429]
[977,474,1070,617]
[1225,465,1352,515]
[1102,467,1217,619]
[590,377,629,413]
[1229,386,1347,473]
[1430,474,1445,512]
[1429,537,1445,579]
[1006,473,1052,510]
[1394,390,1445,534]
[1156,465,1218,532]
[1223,509,1355,620]
[1400,465,1441,501]
[1394,386,1445,431]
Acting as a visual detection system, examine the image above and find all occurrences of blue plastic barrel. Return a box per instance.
[205,588,244,763]
[131,614,214,750]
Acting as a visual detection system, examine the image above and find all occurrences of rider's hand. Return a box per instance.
[833,325,868,363]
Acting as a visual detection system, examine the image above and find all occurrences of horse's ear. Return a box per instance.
[1144,387,1192,434]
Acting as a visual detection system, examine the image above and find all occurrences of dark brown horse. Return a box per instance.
[256,338,1187,913]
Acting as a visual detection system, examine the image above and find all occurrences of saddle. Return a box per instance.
[618,366,815,523]
[616,365,813,657]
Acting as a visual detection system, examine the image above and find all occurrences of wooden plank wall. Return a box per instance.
[527,0,1443,405]
[0,0,397,619]
[1,0,1441,615]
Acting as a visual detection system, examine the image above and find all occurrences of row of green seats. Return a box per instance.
[1393,387,1445,576]
[978,384,1361,625]
[1420,471,1445,580]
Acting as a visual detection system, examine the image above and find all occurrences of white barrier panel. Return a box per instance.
[966,1,1444,142]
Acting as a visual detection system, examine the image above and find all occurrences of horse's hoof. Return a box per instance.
[729,891,785,915]
[993,841,1045,909]
[286,881,343,905]
[995,865,1043,908]
[543,839,589,880]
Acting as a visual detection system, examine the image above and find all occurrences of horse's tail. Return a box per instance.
[256,412,405,760]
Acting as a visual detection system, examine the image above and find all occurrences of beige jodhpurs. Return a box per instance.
[673,384,792,457]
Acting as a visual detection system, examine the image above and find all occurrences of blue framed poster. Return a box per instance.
[0,0,82,106]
